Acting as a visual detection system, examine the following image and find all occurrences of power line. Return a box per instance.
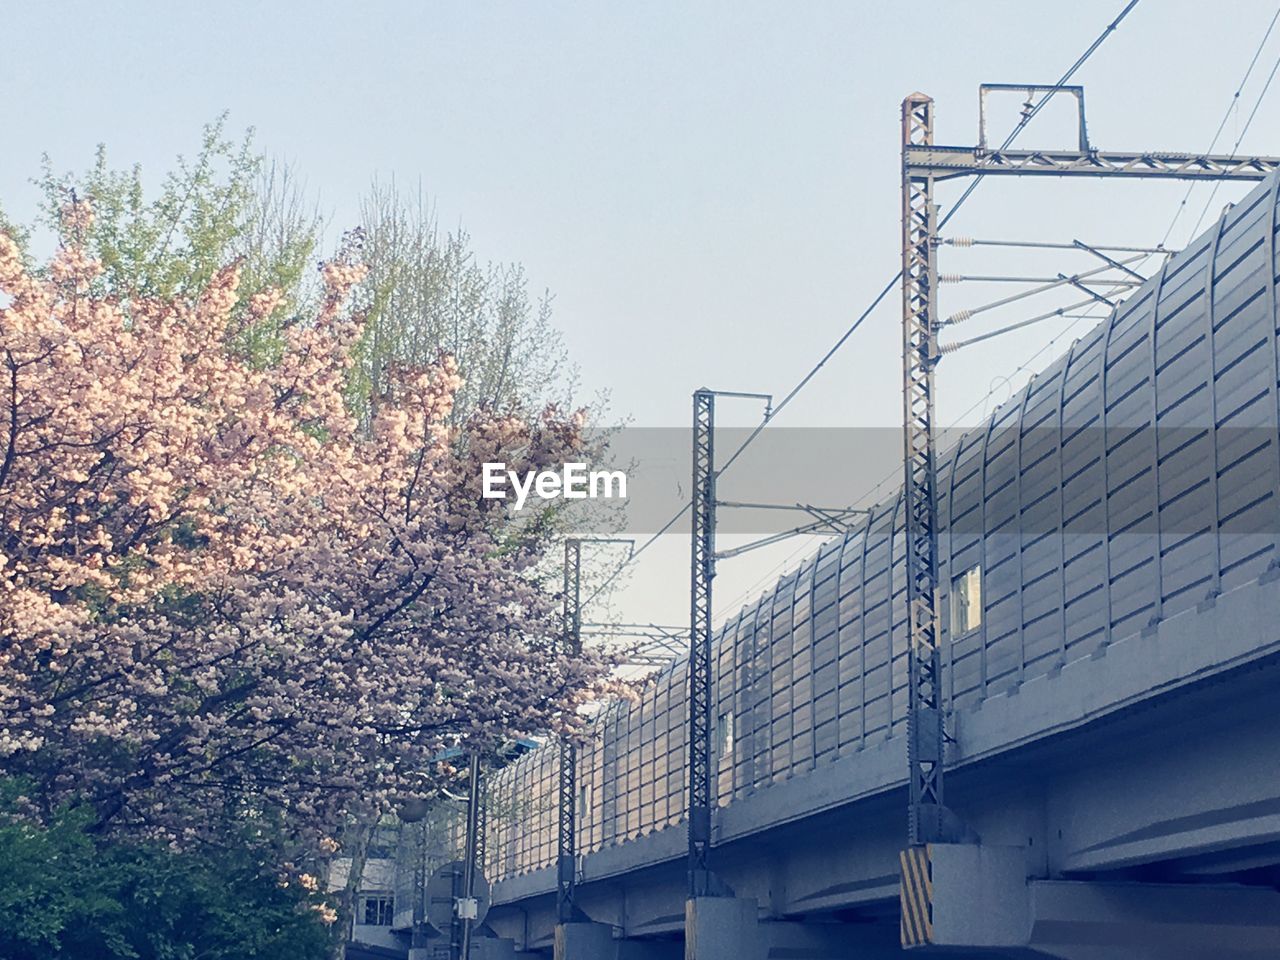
[826,304,1110,551]
[584,0,1140,612]
[712,289,1117,617]
[1187,45,1280,237]
[713,535,821,617]
[938,0,1141,232]
[712,302,1113,620]
[722,0,1280,622]
[1159,4,1280,247]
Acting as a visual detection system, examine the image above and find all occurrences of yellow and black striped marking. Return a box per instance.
[899,845,933,947]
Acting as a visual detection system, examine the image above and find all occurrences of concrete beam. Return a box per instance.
[616,940,682,960]
[909,843,1280,959]
[472,938,517,960]
[761,921,907,959]
[1027,880,1280,960]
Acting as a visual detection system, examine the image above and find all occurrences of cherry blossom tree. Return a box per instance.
[0,198,610,857]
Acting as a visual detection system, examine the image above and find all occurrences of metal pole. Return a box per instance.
[460,752,481,960]
[940,297,1099,354]
[941,238,1171,253]
[895,81,1280,949]
[900,93,947,847]
[905,146,1280,180]
[556,538,582,923]
[474,777,486,888]
[688,389,716,897]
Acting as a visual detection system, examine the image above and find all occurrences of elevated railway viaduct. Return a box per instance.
[463,172,1280,959]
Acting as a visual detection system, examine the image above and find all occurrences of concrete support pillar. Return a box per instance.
[684,897,761,960]
[759,920,906,959]
[555,921,615,960]
[913,843,1029,948]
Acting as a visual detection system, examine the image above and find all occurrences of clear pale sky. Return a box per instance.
[4,1,1279,634]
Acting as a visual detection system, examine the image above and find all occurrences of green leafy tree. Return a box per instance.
[34,115,321,363]
[0,781,334,960]
[33,123,574,417]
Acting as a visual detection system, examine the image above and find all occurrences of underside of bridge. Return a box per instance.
[471,620,1280,959]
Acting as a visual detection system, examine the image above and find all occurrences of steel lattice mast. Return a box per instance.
[688,389,716,897]
[557,538,583,923]
[896,86,1280,854]
[555,536,633,927]
[900,93,947,847]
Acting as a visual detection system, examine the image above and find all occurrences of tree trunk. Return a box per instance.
[330,818,375,960]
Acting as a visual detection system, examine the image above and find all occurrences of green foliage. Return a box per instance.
[30,122,574,417]
[34,115,321,364]
[0,781,333,960]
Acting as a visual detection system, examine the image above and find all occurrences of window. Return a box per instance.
[717,712,735,756]
[362,895,394,926]
[951,565,982,636]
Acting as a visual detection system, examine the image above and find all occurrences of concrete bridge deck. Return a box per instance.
[481,569,1280,958]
